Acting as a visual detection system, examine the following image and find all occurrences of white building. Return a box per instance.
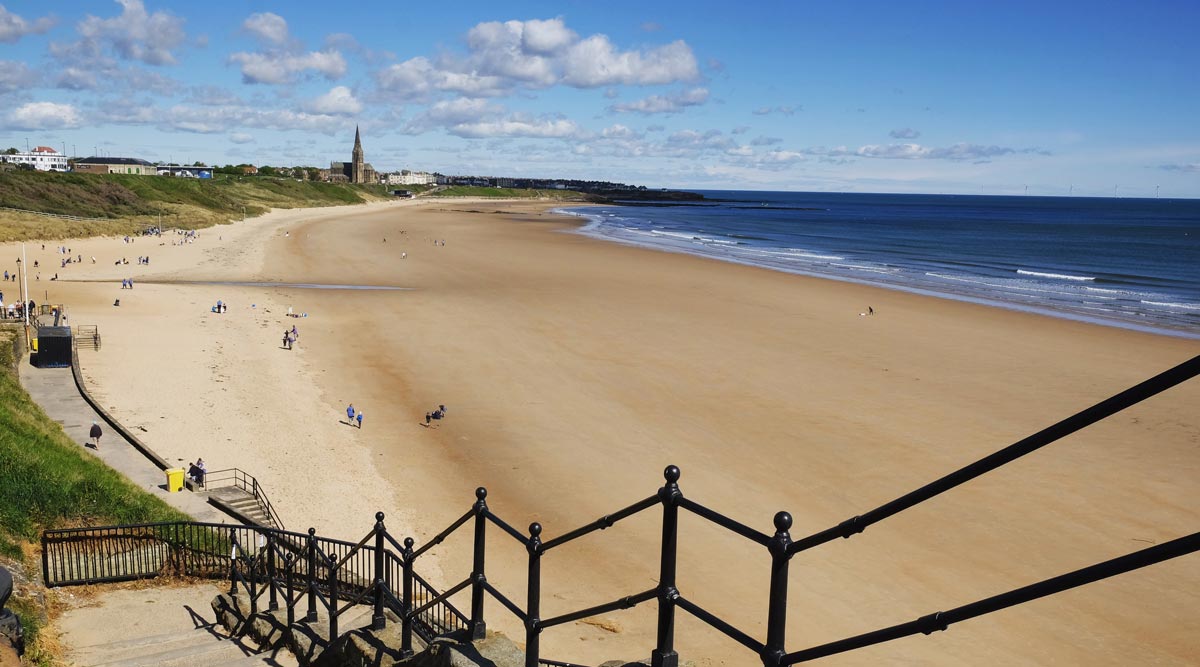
[2,146,68,171]
[385,170,437,186]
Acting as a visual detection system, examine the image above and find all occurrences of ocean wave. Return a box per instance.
[1016,269,1096,281]
[1141,300,1200,310]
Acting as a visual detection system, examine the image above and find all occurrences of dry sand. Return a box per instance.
[6,199,1197,666]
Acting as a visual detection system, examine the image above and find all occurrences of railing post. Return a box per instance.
[764,512,793,666]
[470,487,488,640]
[266,531,279,611]
[228,527,239,596]
[372,511,387,631]
[652,465,681,667]
[285,553,296,627]
[306,528,318,622]
[401,537,415,658]
[40,532,49,586]
[525,522,542,667]
[329,549,339,640]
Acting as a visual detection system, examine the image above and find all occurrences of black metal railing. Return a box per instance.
[39,355,1200,666]
[203,468,286,531]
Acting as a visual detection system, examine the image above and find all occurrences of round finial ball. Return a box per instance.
[376,511,386,522]
[308,527,316,536]
[664,465,681,483]
[529,522,542,537]
[404,537,415,548]
[774,511,793,532]
[476,487,488,499]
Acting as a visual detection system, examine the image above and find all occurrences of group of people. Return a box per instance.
[212,300,228,313]
[425,404,447,425]
[136,256,151,265]
[346,404,365,428]
[282,325,298,350]
[2,300,30,319]
[120,278,135,289]
[187,458,207,486]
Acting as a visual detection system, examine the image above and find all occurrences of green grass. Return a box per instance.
[431,185,590,199]
[0,326,189,557]
[0,171,391,241]
[0,325,193,665]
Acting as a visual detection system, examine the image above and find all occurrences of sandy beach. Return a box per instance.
[5,199,1197,665]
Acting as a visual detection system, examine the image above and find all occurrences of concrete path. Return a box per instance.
[18,361,232,525]
[57,582,298,667]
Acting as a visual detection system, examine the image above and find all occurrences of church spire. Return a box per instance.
[351,125,365,183]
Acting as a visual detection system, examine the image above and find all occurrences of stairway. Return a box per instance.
[65,627,297,667]
[208,486,274,527]
[57,583,297,667]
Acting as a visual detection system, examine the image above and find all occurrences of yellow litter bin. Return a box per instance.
[166,468,185,493]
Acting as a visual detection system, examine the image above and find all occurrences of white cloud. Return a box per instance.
[73,0,187,65]
[406,97,501,133]
[6,102,82,130]
[306,86,362,115]
[889,127,920,139]
[403,97,581,140]
[451,116,581,139]
[243,12,288,45]
[376,17,700,100]
[803,142,1026,161]
[563,37,698,87]
[229,132,255,144]
[602,124,642,140]
[0,60,36,93]
[0,5,56,43]
[609,87,708,114]
[229,49,346,84]
[753,105,800,116]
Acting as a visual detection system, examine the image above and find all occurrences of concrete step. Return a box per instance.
[72,628,225,663]
[86,631,266,667]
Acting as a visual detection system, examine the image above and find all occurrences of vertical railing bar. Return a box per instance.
[652,465,681,667]
[525,522,543,667]
[470,487,488,640]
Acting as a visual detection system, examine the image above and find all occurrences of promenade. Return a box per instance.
[18,362,230,525]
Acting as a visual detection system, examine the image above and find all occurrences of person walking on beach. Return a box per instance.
[356,411,363,429]
[283,329,292,349]
[346,404,355,423]
[89,421,102,449]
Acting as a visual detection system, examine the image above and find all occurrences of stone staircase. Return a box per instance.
[207,486,275,527]
[64,627,297,667]
[57,583,298,667]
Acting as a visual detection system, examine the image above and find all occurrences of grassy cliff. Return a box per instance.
[0,170,391,241]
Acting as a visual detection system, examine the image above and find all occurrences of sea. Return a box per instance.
[557,191,1200,339]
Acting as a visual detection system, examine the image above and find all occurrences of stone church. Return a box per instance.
[329,126,376,183]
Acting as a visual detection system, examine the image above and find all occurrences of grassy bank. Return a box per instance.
[430,185,594,199]
[0,325,189,663]
[0,170,391,241]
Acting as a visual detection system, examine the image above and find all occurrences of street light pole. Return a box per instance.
[21,242,29,333]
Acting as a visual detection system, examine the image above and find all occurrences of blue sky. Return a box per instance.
[1,0,1197,196]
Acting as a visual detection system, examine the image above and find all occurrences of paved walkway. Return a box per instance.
[19,361,232,525]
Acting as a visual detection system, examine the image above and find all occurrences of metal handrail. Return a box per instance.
[38,355,1200,667]
[204,467,286,530]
